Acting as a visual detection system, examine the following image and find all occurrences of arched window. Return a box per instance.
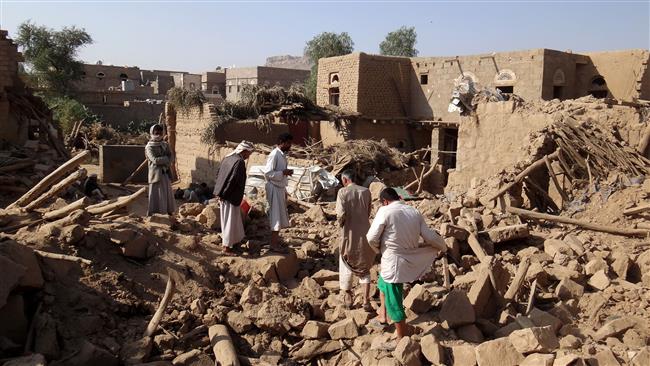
[330,72,340,84]
[119,73,128,81]
[96,72,105,79]
[589,75,608,98]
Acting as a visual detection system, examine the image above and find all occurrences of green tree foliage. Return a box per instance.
[304,32,354,101]
[16,21,93,96]
[47,96,98,134]
[379,26,418,57]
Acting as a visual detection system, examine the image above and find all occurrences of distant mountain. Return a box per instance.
[265,55,313,70]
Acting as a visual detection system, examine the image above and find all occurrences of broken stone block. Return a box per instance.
[347,308,371,327]
[458,324,484,343]
[450,344,476,366]
[392,336,421,366]
[226,311,253,333]
[199,205,220,230]
[311,269,338,284]
[299,276,326,299]
[475,337,524,366]
[0,255,26,308]
[403,284,433,314]
[420,334,444,365]
[559,335,582,349]
[328,318,358,340]
[255,300,294,335]
[109,228,138,244]
[122,234,151,259]
[594,317,636,341]
[508,326,560,354]
[521,353,554,366]
[553,354,582,366]
[0,240,43,289]
[153,334,175,350]
[486,224,529,244]
[439,223,469,240]
[301,242,319,257]
[3,354,47,366]
[256,250,299,282]
[564,235,585,256]
[544,239,574,259]
[190,299,206,315]
[587,270,610,291]
[622,329,647,349]
[120,337,153,365]
[178,203,205,217]
[301,320,329,339]
[468,268,494,319]
[631,347,650,366]
[555,278,584,301]
[592,348,621,366]
[585,258,608,276]
[439,290,475,328]
[290,339,341,361]
[171,349,202,365]
[528,308,563,333]
[61,224,84,246]
[445,237,461,263]
[611,255,630,280]
[64,341,119,366]
[240,284,263,305]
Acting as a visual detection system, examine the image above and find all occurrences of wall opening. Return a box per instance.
[589,75,608,98]
[497,85,514,94]
[329,87,340,106]
[553,86,564,99]
[330,72,339,84]
[119,73,128,81]
[189,82,196,90]
[420,74,429,85]
[228,85,232,93]
[442,128,458,170]
[96,72,105,79]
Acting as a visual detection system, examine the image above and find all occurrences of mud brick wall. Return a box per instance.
[317,53,361,111]
[0,30,23,144]
[583,49,650,101]
[356,53,412,119]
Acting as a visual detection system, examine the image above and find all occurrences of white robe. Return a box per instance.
[366,201,446,283]
[263,147,290,231]
[220,201,245,247]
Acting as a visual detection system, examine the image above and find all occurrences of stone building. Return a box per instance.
[225,66,310,102]
[0,30,25,143]
[201,71,226,97]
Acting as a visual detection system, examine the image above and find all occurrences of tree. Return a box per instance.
[379,26,418,57]
[16,21,93,96]
[304,32,354,101]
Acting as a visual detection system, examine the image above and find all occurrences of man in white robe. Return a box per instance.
[366,187,447,339]
[263,133,293,252]
[213,141,254,254]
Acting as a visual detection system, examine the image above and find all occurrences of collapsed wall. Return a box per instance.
[446,97,648,193]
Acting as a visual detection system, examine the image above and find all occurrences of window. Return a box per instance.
[553,86,563,99]
[237,85,240,92]
[497,85,513,94]
[189,82,196,90]
[329,72,339,84]
[228,86,232,93]
[420,74,428,85]
[589,75,608,98]
[119,73,128,81]
[96,72,105,79]
[329,87,340,106]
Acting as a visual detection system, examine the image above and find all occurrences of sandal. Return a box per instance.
[362,302,374,313]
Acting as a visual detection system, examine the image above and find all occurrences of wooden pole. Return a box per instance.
[544,156,569,204]
[503,258,530,302]
[487,150,559,202]
[34,250,91,265]
[525,279,537,315]
[442,257,451,290]
[43,197,90,221]
[7,150,90,209]
[623,203,650,216]
[637,123,650,156]
[25,168,87,211]
[0,159,35,173]
[122,159,147,186]
[467,233,488,263]
[209,325,240,366]
[86,187,146,215]
[143,275,175,338]
[507,206,650,237]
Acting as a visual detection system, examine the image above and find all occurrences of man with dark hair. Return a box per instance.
[335,170,373,310]
[262,133,294,252]
[367,187,447,339]
[214,140,254,254]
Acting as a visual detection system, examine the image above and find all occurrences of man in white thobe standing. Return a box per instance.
[213,140,254,255]
[263,133,293,252]
[366,187,447,339]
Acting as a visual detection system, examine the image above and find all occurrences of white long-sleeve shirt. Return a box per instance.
[366,201,446,283]
[262,147,288,188]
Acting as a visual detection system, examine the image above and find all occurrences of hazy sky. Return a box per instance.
[1,0,648,73]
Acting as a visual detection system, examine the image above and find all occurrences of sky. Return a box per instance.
[0,0,648,73]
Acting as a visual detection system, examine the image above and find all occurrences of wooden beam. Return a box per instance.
[503,258,530,302]
[488,150,559,202]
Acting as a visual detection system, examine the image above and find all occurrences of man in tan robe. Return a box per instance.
[336,170,374,311]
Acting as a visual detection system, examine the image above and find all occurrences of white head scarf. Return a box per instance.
[148,125,164,146]
[227,140,255,157]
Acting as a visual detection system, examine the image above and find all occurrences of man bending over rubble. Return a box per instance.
[336,170,374,311]
[213,140,254,255]
[367,187,447,339]
[262,133,293,252]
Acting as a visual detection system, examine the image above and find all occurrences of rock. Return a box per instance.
[61,224,85,245]
[446,237,461,262]
[190,299,206,315]
[110,228,138,244]
[122,234,151,259]
[450,344,477,366]
[392,336,421,366]
[458,324,484,343]
[64,341,119,366]
[261,263,279,283]
[299,276,326,299]
[403,284,433,313]
[255,300,295,335]
[585,258,608,276]
[587,270,610,291]
[305,205,327,223]
[311,269,338,284]
[3,354,47,366]
[439,223,469,240]
[592,348,620,366]
[486,224,529,243]
[631,347,650,366]
[0,255,26,308]
[34,313,59,360]
[301,320,329,339]
[564,235,585,256]
[521,353,554,366]
[369,181,388,201]
[528,308,563,333]
[347,308,371,326]
[240,284,263,305]
[257,250,299,282]
[153,334,175,350]
[559,335,582,349]
[226,311,253,333]
[290,339,340,361]
[0,295,28,345]
[199,205,220,230]
[622,329,646,349]
[328,318,358,340]
[301,242,319,257]
[611,255,630,280]
[555,278,584,301]
[594,317,636,341]
[544,239,575,258]
[178,203,205,217]
[468,268,494,319]
[171,349,202,365]
[420,334,444,364]
[474,337,524,366]
[0,240,43,289]
[509,326,560,353]
[553,354,582,366]
[439,290,475,328]
[120,337,153,365]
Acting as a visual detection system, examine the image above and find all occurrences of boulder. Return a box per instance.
[439,223,469,240]
[178,203,205,217]
[458,324,484,343]
[592,348,620,366]
[240,284,263,305]
[255,300,294,335]
[555,278,584,301]
[61,224,85,245]
[122,234,151,259]
[528,308,563,333]
[290,339,340,361]
[611,255,630,280]
[311,269,338,284]
[299,276,326,299]
[256,250,299,282]
[474,337,524,366]
[392,336,421,366]
[468,268,494,319]
[521,353,554,366]
[508,326,560,353]
[439,290,475,328]
[0,255,26,308]
[199,205,220,230]
[226,311,253,333]
[486,224,529,243]
[420,335,444,364]
[0,240,43,289]
[403,284,433,314]
[328,318,358,340]
[120,337,153,365]
[585,258,608,276]
[587,270,610,291]
[171,349,202,365]
[301,321,329,339]
[594,317,636,341]
[450,344,477,366]
[544,239,574,258]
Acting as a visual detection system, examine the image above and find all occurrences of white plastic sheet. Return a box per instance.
[246,165,339,200]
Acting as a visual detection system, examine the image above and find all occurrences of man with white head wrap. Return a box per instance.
[262,133,293,253]
[146,124,176,216]
[213,140,254,254]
